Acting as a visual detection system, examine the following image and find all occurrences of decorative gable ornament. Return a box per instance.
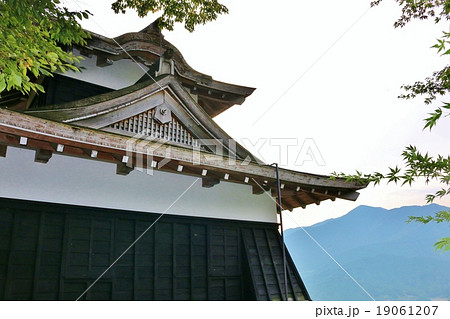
[154,103,172,124]
[155,48,175,77]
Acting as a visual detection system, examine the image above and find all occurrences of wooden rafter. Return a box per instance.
[293,195,307,209]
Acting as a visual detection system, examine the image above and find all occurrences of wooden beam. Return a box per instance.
[79,47,93,58]
[0,108,366,193]
[276,187,359,202]
[338,191,360,201]
[0,145,6,157]
[199,93,244,105]
[34,149,52,163]
[0,132,18,145]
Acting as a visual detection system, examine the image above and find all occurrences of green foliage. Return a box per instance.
[371,0,450,27]
[111,0,228,32]
[369,2,450,132]
[0,0,227,97]
[434,237,450,251]
[407,210,450,251]
[400,30,450,130]
[332,146,450,188]
[408,209,450,224]
[0,0,91,97]
[332,146,450,251]
[334,0,450,252]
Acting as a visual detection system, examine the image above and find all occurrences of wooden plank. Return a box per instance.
[58,215,71,300]
[285,243,310,301]
[132,219,136,300]
[286,262,301,301]
[172,223,176,301]
[206,224,210,300]
[236,228,244,299]
[223,228,228,297]
[264,229,284,301]
[111,215,117,300]
[88,220,94,280]
[189,224,193,300]
[32,213,45,300]
[153,223,157,300]
[3,212,18,299]
[251,229,270,300]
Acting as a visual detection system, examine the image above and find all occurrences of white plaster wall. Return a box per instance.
[0,147,277,223]
[60,49,149,90]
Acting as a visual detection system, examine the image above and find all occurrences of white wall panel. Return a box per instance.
[0,147,276,223]
[59,49,149,90]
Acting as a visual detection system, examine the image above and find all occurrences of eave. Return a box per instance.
[24,75,259,163]
[0,108,367,211]
[80,24,255,117]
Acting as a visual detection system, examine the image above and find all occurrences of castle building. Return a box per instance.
[0,21,365,300]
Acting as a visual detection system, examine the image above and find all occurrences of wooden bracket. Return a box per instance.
[202,177,220,188]
[0,145,6,157]
[96,55,113,67]
[79,47,93,58]
[116,163,134,176]
[252,184,266,195]
[34,149,52,163]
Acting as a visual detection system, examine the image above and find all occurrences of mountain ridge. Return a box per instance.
[285,204,450,300]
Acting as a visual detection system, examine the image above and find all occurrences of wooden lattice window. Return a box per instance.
[109,108,200,147]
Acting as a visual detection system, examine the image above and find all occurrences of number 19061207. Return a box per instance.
[376,306,438,316]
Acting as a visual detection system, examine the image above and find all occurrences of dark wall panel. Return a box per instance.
[29,74,113,109]
[0,197,309,301]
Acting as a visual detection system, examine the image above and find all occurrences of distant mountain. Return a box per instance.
[285,204,450,301]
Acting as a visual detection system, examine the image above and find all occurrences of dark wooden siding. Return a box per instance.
[0,198,309,301]
[241,228,309,301]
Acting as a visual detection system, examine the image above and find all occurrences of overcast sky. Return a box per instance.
[69,0,450,227]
